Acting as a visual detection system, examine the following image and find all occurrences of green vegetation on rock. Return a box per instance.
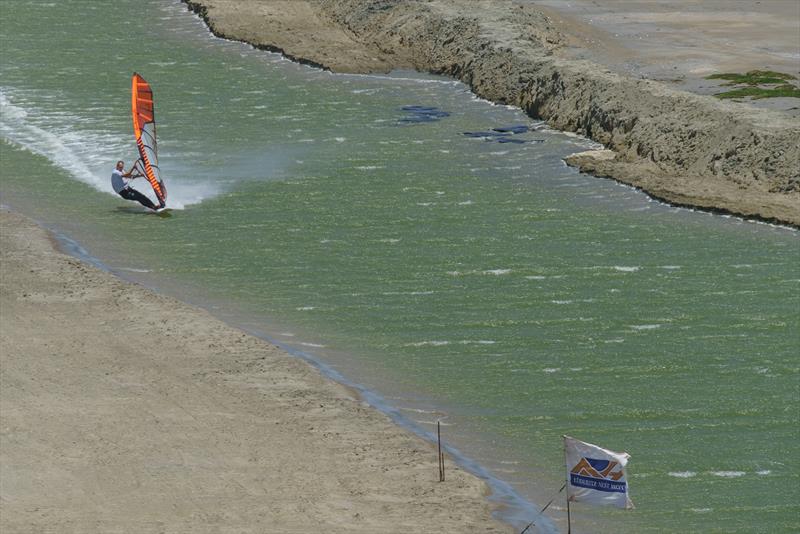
[714,84,800,100]
[707,70,796,85]
[707,70,800,99]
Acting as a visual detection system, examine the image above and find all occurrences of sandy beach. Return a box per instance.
[0,209,511,533]
[184,0,800,226]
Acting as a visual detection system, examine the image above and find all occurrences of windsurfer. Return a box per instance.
[111,160,160,210]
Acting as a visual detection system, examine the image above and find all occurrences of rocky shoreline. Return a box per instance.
[183,0,800,227]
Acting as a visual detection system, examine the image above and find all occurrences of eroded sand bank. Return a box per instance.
[183,0,800,226]
[0,209,511,533]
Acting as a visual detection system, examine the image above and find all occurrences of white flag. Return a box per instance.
[564,435,634,509]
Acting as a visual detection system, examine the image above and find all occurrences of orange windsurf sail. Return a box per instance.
[131,73,166,206]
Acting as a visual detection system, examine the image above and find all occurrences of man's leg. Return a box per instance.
[119,188,158,210]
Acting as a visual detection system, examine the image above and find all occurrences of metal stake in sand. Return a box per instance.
[437,421,445,482]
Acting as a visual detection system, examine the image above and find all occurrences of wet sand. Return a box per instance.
[0,209,511,533]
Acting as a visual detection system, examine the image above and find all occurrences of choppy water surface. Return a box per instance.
[2,1,798,532]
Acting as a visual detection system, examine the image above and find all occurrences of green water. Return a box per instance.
[2,1,798,532]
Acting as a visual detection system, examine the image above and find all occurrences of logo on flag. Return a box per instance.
[564,436,634,509]
[570,457,627,493]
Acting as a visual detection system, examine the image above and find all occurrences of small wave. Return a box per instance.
[381,290,434,296]
[416,419,454,426]
[483,269,512,275]
[613,266,640,272]
[668,471,697,478]
[543,368,561,373]
[405,340,450,347]
[629,324,662,331]
[710,471,746,478]
[349,72,461,86]
[296,306,316,311]
[298,342,326,348]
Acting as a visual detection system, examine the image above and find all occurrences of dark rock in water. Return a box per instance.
[462,131,511,138]
[493,125,529,134]
[401,105,436,113]
[398,114,442,123]
[462,127,542,145]
[423,111,450,118]
[398,105,450,124]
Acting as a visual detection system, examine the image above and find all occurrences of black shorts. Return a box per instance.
[119,188,158,210]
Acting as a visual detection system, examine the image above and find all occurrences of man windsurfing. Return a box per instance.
[111,160,160,210]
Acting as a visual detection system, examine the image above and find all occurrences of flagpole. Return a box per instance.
[567,498,572,534]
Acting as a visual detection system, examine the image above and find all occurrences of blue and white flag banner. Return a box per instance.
[564,435,634,509]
